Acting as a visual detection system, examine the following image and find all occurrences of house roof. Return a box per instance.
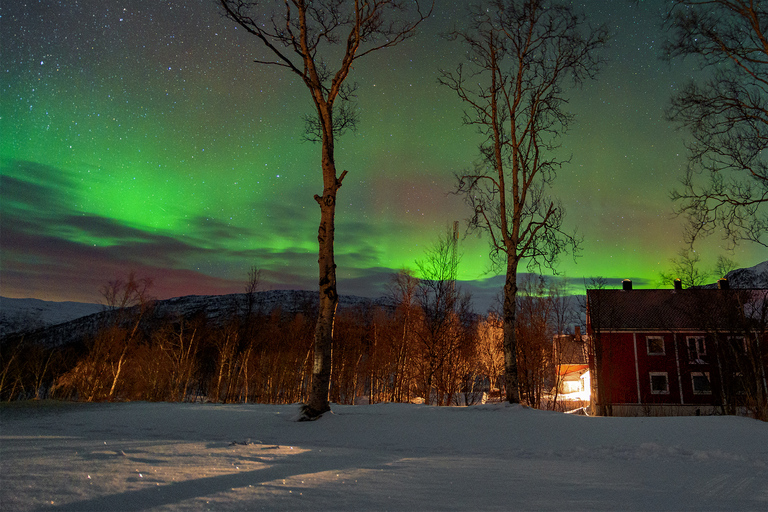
[586,288,767,332]
[557,364,589,377]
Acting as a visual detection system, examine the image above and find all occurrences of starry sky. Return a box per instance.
[1,0,765,311]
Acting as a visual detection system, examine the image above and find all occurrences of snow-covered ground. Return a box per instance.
[1,402,766,511]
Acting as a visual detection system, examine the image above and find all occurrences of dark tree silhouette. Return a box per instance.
[657,248,712,289]
[219,0,432,419]
[665,0,768,248]
[440,0,607,403]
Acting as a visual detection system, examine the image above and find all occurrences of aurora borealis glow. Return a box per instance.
[2,0,765,311]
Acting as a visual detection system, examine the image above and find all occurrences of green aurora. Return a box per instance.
[1,0,765,310]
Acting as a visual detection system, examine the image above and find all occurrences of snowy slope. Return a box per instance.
[0,290,392,345]
[724,260,768,288]
[0,297,103,337]
[1,401,766,511]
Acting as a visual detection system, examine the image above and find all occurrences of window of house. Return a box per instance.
[687,336,707,363]
[691,372,711,395]
[730,373,746,395]
[650,372,669,394]
[728,336,746,354]
[647,336,665,355]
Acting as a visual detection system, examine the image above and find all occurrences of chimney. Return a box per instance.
[574,325,582,341]
[622,279,632,291]
[674,278,682,291]
[718,278,730,290]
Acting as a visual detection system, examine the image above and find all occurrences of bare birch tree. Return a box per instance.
[658,248,712,289]
[440,0,607,403]
[665,0,768,248]
[219,0,432,419]
[475,313,504,399]
[414,227,467,405]
[387,269,420,402]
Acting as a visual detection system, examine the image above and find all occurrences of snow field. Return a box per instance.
[1,401,767,510]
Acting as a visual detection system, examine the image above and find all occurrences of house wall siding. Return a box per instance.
[594,332,638,405]
[594,330,767,410]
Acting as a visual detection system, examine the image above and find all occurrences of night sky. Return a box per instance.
[2,0,765,311]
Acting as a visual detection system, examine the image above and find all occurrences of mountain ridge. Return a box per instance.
[3,260,765,343]
[0,289,393,343]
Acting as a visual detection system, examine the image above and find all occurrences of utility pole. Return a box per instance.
[450,220,459,288]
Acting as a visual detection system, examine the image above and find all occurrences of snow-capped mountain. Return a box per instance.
[722,260,768,288]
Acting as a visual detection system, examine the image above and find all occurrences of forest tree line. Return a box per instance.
[0,271,578,408]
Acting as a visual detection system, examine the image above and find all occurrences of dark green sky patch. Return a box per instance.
[1,0,764,310]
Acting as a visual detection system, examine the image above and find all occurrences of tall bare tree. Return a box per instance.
[414,226,470,405]
[219,0,432,419]
[665,0,768,248]
[515,275,554,407]
[440,0,607,403]
[475,313,504,399]
[387,269,420,402]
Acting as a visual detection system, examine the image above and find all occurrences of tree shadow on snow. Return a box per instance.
[48,450,390,511]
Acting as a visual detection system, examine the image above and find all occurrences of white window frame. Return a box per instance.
[646,336,665,356]
[649,372,669,394]
[691,372,712,395]
[686,336,707,363]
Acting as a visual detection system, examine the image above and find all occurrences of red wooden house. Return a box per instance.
[586,280,768,417]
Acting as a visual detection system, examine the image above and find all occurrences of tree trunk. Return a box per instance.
[108,346,127,402]
[503,259,520,404]
[303,133,344,419]
[218,0,433,417]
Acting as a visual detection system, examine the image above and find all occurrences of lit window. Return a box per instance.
[647,336,665,355]
[691,372,711,395]
[650,372,669,394]
[687,336,707,363]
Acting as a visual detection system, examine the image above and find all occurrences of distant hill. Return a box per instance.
[0,290,393,346]
[0,297,103,338]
